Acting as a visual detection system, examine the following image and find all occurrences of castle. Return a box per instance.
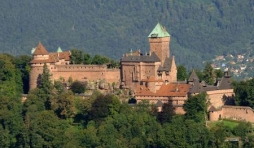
[29,23,254,123]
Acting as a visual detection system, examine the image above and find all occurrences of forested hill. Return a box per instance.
[1,0,254,69]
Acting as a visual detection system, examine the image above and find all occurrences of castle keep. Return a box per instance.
[120,23,177,91]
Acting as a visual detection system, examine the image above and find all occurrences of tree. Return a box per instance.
[83,53,91,64]
[54,80,66,94]
[203,62,215,85]
[183,92,208,123]
[177,65,188,81]
[233,122,252,140]
[26,111,69,147]
[14,55,32,94]
[157,100,175,123]
[50,91,76,119]
[38,64,53,96]
[214,69,223,78]
[233,78,254,108]
[70,81,86,94]
[89,94,120,121]
[70,49,83,64]
[91,54,110,65]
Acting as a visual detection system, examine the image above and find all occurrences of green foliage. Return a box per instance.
[214,69,223,78]
[91,54,110,65]
[233,122,252,140]
[70,81,86,94]
[53,80,66,94]
[89,94,120,121]
[177,64,188,81]
[38,64,53,96]
[83,53,91,64]
[70,49,83,64]
[0,54,23,96]
[233,78,254,107]
[50,91,76,119]
[184,92,208,123]
[203,62,215,85]
[26,111,69,147]
[157,100,175,123]
[14,55,32,94]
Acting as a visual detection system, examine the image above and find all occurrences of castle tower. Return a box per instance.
[148,23,170,65]
[29,42,51,90]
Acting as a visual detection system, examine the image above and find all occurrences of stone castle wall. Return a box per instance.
[207,89,234,108]
[29,64,120,90]
[209,105,254,123]
[222,106,254,122]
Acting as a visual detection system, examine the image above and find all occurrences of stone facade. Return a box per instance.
[29,43,120,90]
[209,106,254,123]
[120,23,177,91]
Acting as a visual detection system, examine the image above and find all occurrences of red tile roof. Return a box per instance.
[33,42,49,55]
[136,83,190,97]
[50,51,71,61]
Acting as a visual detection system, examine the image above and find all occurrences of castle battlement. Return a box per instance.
[49,65,108,72]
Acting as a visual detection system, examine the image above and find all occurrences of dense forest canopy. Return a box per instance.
[0,0,254,69]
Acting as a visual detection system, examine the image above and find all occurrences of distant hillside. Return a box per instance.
[0,0,254,69]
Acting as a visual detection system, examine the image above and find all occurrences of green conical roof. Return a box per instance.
[148,23,170,38]
[57,47,63,52]
[31,47,36,54]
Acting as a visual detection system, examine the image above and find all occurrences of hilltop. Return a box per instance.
[0,0,254,69]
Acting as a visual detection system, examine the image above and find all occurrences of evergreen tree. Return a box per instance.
[70,81,86,94]
[70,49,83,64]
[83,53,91,64]
[177,65,188,81]
[39,64,53,97]
[203,62,215,85]
[184,92,208,123]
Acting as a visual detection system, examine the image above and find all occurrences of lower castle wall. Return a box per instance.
[222,106,254,123]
